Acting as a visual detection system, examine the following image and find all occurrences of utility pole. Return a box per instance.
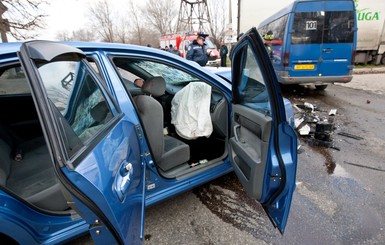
[177,0,212,33]
[0,2,9,42]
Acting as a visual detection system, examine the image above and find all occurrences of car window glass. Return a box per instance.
[114,59,200,85]
[0,66,30,95]
[116,67,143,89]
[204,39,215,49]
[135,60,198,84]
[38,60,114,144]
[236,44,270,115]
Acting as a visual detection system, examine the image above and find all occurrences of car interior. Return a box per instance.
[0,63,114,213]
[0,56,230,212]
[113,58,229,179]
[0,66,69,212]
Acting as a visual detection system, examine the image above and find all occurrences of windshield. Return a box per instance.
[291,11,355,44]
[120,60,199,85]
[204,39,216,49]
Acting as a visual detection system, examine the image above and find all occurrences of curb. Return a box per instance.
[353,67,385,74]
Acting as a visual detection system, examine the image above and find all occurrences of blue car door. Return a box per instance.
[19,41,145,244]
[230,28,298,234]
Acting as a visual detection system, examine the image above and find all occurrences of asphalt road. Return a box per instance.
[72,72,385,244]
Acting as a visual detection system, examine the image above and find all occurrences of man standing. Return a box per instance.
[173,45,182,57]
[220,43,228,67]
[186,33,209,66]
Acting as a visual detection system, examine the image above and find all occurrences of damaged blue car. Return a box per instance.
[0,28,297,244]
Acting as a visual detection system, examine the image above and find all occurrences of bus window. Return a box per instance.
[291,12,325,44]
[267,15,288,42]
[292,11,354,44]
[324,11,354,43]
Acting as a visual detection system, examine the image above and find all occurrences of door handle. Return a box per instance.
[233,125,241,142]
[120,163,133,189]
[115,161,134,201]
[322,48,333,53]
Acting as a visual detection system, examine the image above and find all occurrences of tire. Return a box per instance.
[381,55,385,65]
[315,85,328,90]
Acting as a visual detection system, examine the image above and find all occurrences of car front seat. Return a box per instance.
[134,76,190,171]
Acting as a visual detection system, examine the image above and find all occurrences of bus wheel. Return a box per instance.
[315,85,328,90]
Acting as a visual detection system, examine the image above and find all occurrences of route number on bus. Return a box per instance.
[305,21,317,30]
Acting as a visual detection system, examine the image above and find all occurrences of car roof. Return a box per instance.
[0,41,171,57]
[0,41,232,89]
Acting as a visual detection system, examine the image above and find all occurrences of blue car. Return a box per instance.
[0,28,297,244]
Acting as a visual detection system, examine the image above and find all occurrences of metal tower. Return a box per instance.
[177,0,212,33]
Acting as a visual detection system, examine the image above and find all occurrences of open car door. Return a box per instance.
[230,28,298,234]
[18,41,146,244]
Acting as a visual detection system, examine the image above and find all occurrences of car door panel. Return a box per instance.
[231,28,297,234]
[18,41,145,244]
[230,104,271,201]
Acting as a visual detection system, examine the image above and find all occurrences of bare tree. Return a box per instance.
[0,0,47,42]
[126,0,145,45]
[55,31,72,41]
[141,0,178,35]
[205,0,227,48]
[115,17,130,44]
[56,29,96,42]
[88,0,115,42]
[88,0,132,43]
[71,29,95,42]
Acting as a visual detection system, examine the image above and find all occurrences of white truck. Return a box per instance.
[354,0,385,65]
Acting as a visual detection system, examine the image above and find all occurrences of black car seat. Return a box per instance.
[134,76,190,171]
[0,131,69,211]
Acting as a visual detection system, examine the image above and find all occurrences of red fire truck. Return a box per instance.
[160,32,221,66]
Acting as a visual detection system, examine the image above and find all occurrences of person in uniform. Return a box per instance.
[262,30,274,60]
[186,33,210,66]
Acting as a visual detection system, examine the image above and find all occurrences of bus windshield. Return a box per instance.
[291,11,355,44]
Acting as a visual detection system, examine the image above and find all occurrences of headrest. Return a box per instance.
[142,76,166,97]
[91,101,109,123]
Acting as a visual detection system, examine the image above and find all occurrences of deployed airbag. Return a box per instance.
[171,82,213,140]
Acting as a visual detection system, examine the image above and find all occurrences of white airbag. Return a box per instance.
[171,82,213,140]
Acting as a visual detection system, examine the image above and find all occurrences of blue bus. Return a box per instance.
[258,0,357,90]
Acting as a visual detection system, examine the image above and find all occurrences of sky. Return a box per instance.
[31,0,291,41]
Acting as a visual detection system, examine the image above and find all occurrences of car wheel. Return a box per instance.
[381,55,385,65]
[315,85,328,90]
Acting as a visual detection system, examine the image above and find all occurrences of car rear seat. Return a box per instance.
[0,137,69,211]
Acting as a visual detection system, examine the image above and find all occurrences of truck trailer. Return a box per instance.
[354,0,385,65]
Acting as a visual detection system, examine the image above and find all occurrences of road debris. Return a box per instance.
[294,102,338,150]
[343,161,385,172]
[337,132,364,140]
[329,109,337,116]
[304,102,315,112]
